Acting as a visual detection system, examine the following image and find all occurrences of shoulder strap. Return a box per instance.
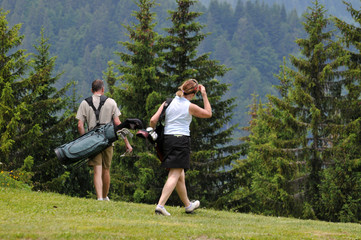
[85,95,109,125]
[159,98,173,121]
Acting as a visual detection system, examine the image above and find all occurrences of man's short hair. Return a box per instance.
[92,79,104,92]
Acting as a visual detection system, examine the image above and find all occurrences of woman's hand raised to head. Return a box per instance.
[198,84,207,96]
[189,84,212,119]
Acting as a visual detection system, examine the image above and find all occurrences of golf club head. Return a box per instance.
[115,118,144,131]
[136,129,149,139]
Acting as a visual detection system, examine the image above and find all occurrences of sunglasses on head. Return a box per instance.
[191,79,198,92]
[183,79,199,95]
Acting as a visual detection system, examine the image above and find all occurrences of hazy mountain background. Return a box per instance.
[200,0,361,22]
[1,0,360,137]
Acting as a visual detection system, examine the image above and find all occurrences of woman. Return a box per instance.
[149,79,212,216]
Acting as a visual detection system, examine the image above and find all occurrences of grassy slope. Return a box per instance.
[0,187,360,240]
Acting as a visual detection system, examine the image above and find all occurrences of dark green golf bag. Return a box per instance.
[54,118,143,165]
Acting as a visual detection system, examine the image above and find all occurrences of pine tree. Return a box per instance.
[286,1,345,214]
[110,0,168,203]
[0,9,30,166]
[162,0,240,207]
[115,0,165,123]
[20,28,66,161]
[24,28,83,193]
[233,1,347,219]
[315,1,361,222]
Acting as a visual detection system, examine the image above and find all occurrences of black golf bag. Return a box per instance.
[136,98,173,162]
[55,118,143,165]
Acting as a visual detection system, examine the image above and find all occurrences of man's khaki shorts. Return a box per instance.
[88,146,113,169]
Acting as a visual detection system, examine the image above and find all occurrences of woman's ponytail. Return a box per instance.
[176,87,184,97]
[176,79,198,97]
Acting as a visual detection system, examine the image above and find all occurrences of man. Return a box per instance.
[76,79,133,200]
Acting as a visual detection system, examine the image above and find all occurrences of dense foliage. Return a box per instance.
[0,0,304,134]
[0,9,91,196]
[230,0,361,222]
[200,0,361,20]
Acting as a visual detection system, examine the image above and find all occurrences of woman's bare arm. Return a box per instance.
[189,85,212,118]
[149,102,165,128]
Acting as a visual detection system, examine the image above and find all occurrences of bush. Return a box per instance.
[0,170,32,190]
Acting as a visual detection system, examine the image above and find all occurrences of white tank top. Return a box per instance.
[164,96,192,136]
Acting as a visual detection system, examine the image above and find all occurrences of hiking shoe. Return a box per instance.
[185,200,200,214]
[155,205,171,216]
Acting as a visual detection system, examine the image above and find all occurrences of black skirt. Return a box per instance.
[161,135,191,169]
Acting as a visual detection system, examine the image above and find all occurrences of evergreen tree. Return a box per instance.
[25,28,85,194]
[115,0,165,122]
[0,12,82,194]
[232,0,244,34]
[111,0,167,203]
[315,0,361,222]
[20,28,66,162]
[0,9,30,167]
[162,0,240,207]
[233,1,347,219]
[285,1,344,214]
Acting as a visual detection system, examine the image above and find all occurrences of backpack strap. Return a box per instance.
[85,95,108,126]
[159,98,173,122]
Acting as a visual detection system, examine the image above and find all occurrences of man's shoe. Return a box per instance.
[185,200,200,214]
[155,205,171,216]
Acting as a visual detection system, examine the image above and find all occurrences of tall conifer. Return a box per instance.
[317,1,361,222]
[111,0,167,203]
[0,9,30,166]
[162,0,239,206]
[115,0,165,122]
[234,1,347,218]
[26,28,80,192]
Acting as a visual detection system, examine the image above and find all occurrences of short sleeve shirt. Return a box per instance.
[76,94,121,131]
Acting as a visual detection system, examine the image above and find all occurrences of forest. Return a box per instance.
[1,0,361,223]
[0,0,307,133]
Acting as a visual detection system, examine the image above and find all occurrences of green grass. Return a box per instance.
[0,187,360,239]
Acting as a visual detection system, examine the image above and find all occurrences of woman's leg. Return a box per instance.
[175,169,191,207]
[157,168,183,206]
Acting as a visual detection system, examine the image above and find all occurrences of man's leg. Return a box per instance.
[101,146,113,199]
[93,165,103,199]
[175,169,190,207]
[102,167,110,199]
[157,168,182,206]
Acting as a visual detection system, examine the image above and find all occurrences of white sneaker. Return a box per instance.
[185,200,200,214]
[155,205,171,216]
[104,196,110,201]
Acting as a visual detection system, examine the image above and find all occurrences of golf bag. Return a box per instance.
[55,118,143,165]
[136,98,173,162]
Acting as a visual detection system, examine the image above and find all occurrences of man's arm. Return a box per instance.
[114,116,133,153]
[78,119,85,136]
